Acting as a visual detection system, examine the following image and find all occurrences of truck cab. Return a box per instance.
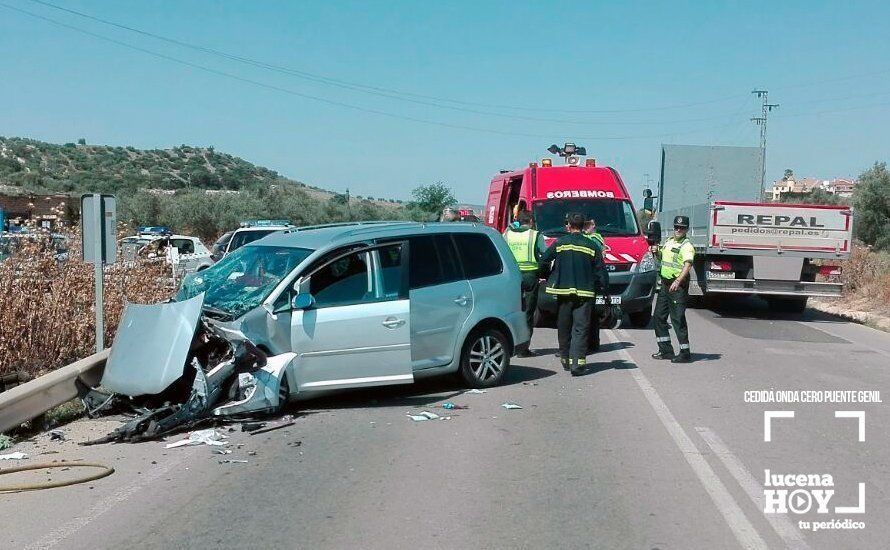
[484,155,658,327]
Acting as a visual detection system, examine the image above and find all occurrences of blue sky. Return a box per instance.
[1,0,889,203]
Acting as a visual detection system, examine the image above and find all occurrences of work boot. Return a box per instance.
[516,348,536,358]
[651,351,675,360]
[570,359,586,376]
[671,352,692,364]
[560,357,570,371]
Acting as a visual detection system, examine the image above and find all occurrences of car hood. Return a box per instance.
[101,293,205,396]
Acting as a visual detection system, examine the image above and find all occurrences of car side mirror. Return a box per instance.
[646,221,661,245]
[292,293,315,310]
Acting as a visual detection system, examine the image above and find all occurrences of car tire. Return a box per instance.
[274,375,290,414]
[459,327,511,388]
[628,308,653,328]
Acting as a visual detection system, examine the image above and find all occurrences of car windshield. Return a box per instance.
[534,199,640,237]
[176,244,313,319]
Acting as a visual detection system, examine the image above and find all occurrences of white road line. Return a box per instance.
[696,426,811,550]
[24,447,199,550]
[603,330,769,550]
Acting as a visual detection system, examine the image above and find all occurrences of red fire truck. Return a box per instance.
[484,145,657,328]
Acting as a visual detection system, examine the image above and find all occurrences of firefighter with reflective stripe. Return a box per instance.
[539,213,608,375]
[583,219,605,248]
[503,210,547,357]
[651,215,696,363]
[583,218,606,353]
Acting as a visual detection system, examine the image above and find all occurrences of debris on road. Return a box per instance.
[215,449,232,455]
[441,402,469,410]
[241,422,267,432]
[80,295,297,444]
[247,417,296,435]
[218,459,248,464]
[407,411,440,421]
[0,434,12,450]
[0,452,29,460]
[50,430,66,441]
[501,402,523,410]
[165,428,228,449]
[465,389,487,394]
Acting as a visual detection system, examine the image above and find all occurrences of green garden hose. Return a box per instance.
[0,462,114,492]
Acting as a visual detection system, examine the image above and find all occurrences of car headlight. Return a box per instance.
[637,251,656,272]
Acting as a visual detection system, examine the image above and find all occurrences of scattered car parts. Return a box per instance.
[82,294,293,444]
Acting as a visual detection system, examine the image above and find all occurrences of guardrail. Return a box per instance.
[0,349,109,433]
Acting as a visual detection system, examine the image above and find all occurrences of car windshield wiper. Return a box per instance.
[202,305,233,320]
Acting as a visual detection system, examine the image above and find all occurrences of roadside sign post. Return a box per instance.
[81,194,117,353]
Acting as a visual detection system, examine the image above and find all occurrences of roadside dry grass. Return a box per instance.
[840,244,890,316]
[0,223,174,379]
[812,243,890,332]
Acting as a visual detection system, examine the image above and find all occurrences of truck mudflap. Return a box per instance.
[704,278,843,297]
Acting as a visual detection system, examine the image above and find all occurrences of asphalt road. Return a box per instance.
[3,299,889,549]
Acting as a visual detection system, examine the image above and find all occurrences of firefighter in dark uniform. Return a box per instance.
[583,218,606,353]
[539,213,608,375]
[503,210,547,357]
[651,215,696,363]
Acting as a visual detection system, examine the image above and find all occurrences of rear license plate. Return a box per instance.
[595,295,622,305]
[707,271,736,279]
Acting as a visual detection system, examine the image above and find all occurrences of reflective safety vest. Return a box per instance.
[659,236,695,279]
[584,231,605,248]
[504,228,540,271]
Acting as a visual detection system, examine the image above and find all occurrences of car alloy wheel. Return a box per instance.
[460,328,510,388]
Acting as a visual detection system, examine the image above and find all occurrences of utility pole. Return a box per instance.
[751,89,779,200]
[345,188,351,220]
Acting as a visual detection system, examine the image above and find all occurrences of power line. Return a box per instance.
[28,0,751,116]
[751,90,779,199]
[0,2,751,142]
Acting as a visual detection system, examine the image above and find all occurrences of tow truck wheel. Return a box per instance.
[459,328,510,388]
[628,308,653,328]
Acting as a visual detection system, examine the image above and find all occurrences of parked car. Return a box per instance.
[175,221,529,412]
[120,227,213,275]
[209,220,293,262]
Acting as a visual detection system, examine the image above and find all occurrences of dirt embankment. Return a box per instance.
[812,245,890,332]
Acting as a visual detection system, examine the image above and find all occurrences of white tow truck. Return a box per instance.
[654,145,853,312]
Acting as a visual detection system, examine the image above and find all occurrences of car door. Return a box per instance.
[405,234,473,370]
[289,243,414,392]
[170,238,197,274]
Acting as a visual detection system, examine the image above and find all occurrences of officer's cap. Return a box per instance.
[673,215,690,228]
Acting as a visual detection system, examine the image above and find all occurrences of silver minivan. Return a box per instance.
[176,222,530,410]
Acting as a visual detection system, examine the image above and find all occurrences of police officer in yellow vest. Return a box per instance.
[652,215,696,363]
[504,210,547,357]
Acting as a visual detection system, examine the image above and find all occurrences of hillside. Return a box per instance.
[0,136,403,205]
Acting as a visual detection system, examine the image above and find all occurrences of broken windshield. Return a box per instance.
[176,244,313,319]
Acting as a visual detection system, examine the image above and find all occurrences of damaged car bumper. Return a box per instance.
[86,294,292,443]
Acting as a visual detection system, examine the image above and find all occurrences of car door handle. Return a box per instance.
[382,317,406,329]
[454,295,470,306]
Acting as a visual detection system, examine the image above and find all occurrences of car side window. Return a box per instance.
[376,243,408,300]
[433,234,463,283]
[453,233,503,279]
[309,250,374,308]
[171,239,195,254]
[406,236,440,289]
